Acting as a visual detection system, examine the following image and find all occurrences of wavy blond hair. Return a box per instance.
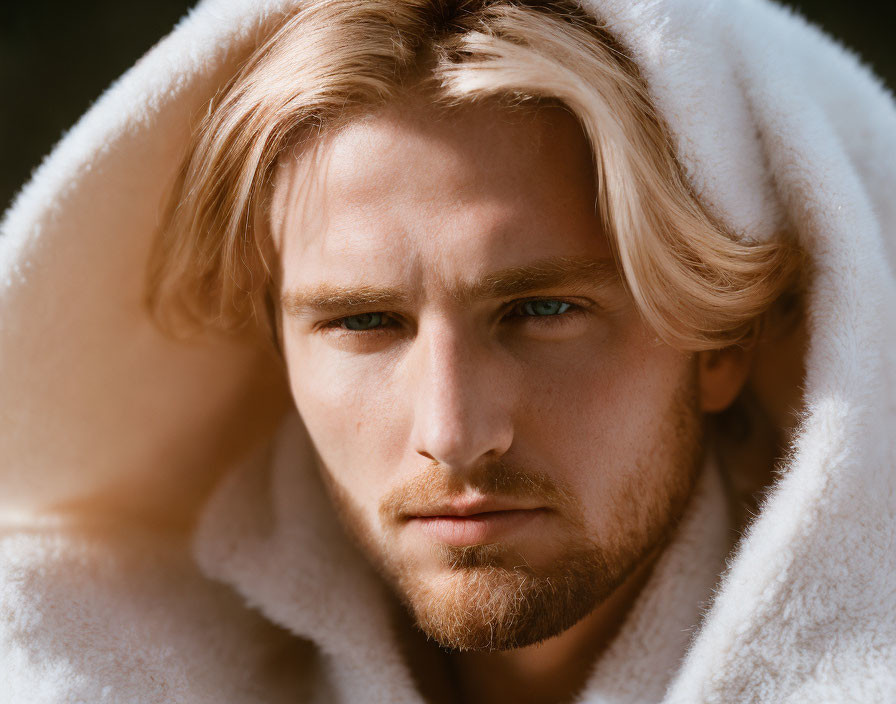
[146,0,806,352]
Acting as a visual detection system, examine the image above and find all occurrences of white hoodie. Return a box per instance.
[2,0,895,702]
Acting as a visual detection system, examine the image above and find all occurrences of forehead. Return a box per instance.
[270,97,611,292]
[323,98,593,203]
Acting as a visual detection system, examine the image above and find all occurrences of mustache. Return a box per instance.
[378,458,578,524]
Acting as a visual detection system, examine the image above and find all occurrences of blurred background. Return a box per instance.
[1,0,894,214]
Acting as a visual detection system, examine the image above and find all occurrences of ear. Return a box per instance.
[697,345,755,413]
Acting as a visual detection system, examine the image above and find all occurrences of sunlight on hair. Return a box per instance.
[145,0,806,351]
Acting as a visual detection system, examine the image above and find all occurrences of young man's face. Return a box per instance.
[271,97,706,651]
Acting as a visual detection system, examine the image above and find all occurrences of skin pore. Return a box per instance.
[269,95,751,704]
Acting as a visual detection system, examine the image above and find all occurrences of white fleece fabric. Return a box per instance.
[2,0,895,702]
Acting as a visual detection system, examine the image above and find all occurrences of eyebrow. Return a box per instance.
[281,255,623,317]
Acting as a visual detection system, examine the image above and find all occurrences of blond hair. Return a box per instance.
[145,0,806,352]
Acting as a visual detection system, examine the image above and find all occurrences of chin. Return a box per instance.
[392,542,622,652]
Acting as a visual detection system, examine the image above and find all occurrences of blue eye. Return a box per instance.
[518,300,572,316]
[341,312,386,330]
[325,299,580,336]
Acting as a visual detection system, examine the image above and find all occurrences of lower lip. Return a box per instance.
[410,509,548,546]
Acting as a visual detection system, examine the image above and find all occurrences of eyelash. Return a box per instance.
[319,298,588,335]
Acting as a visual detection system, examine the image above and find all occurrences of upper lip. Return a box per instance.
[407,496,545,518]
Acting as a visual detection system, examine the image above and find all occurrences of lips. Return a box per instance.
[407,502,549,546]
[407,496,545,519]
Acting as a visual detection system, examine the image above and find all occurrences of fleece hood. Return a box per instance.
[2,0,895,702]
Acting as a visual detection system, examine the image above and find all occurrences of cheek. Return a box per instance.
[284,338,408,515]
[516,323,696,533]
[520,320,683,437]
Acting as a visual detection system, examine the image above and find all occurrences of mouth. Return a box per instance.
[408,507,550,546]
[408,495,546,518]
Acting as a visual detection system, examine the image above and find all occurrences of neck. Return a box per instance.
[393,546,662,704]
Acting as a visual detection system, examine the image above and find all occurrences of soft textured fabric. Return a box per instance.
[2,0,895,702]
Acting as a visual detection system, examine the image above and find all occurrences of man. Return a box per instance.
[1,1,894,703]
[264,95,755,703]
[146,2,800,698]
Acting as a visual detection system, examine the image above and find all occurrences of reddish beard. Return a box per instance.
[315,374,703,652]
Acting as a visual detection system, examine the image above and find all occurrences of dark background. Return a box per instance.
[2,1,894,215]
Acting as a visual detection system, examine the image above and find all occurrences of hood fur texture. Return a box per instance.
[2,0,895,701]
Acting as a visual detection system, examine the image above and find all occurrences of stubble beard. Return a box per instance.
[316,370,704,653]
[382,534,619,652]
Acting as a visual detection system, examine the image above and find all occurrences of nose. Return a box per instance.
[408,319,514,473]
